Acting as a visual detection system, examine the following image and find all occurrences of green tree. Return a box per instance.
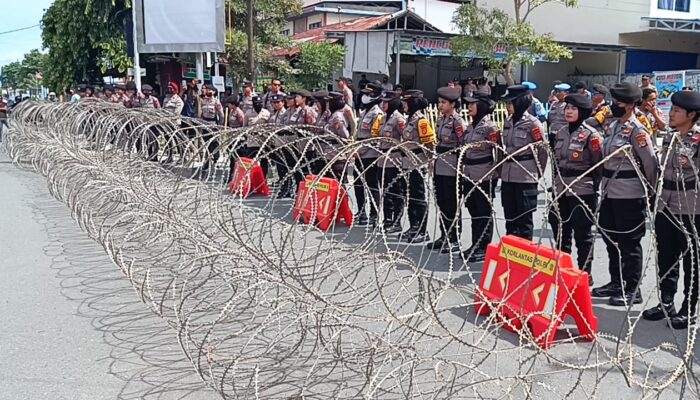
[1,62,23,89]
[283,42,345,90]
[451,1,576,86]
[225,0,302,85]
[41,0,131,91]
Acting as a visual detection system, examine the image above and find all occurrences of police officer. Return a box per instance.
[262,78,285,113]
[548,83,570,151]
[243,96,271,175]
[523,81,546,123]
[461,92,501,262]
[239,80,256,114]
[289,90,318,125]
[313,90,331,127]
[591,82,658,306]
[133,84,161,161]
[375,91,407,234]
[400,90,435,242]
[267,93,295,197]
[226,97,246,128]
[282,94,296,125]
[323,92,351,180]
[289,90,319,180]
[500,85,548,240]
[200,84,225,171]
[428,86,467,253]
[548,94,603,283]
[642,91,700,328]
[354,81,384,226]
[587,84,611,133]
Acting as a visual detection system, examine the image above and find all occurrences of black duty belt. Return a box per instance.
[559,168,591,178]
[505,153,534,162]
[203,117,217,122]
[277,131,296,136]
[464,155,494,165]
[602,169,638,179]
[663,179,698,191]
[436,146,456,154]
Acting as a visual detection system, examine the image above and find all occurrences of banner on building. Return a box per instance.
[653,70,685,117]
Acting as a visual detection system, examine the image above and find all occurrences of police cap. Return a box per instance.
[501,85,529,102]
[522,81,537,91]
[564,93,593,110]
[401,90,424,100]
[292,89,313,98]
[142,84,153,91]
[242,80,253,88]
[269,94,284,103]
[326,91,343,100]
[437,86,461,102]
[671,91,700,112]
[361,81,383,95]
[554,83,571,92]
[591,84,610,97]
[311,90,329,99]
[610,82,642,104]
[381,91,401,101]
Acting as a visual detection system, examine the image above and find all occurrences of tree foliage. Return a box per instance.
[41,0,131,91]
[283,42,345,91]
[0,50,48,90]
[225,0,301,84]
[451,2,575,85]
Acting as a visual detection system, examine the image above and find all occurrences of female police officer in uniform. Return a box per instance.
[376,91,407,234]
[427,86,467,254]
[354,82,385,226]
[400,90,435,242]
[548,93,603,283]
[591,82,658,306]
[642,90,700,328]
[461,92,501,262]
[500,85,548,241]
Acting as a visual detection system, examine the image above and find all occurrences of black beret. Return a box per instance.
[142,84,153,91]
[381,91,401,101]
[671,91,700,112]
[501,85,529,102]
[204,84,217,91]
[311,90,329,99]
[610,82,642,104]
[326,91,343,100]
[564,93,593,110]
[269,94,284,102]
[224,96,239,106]
[592,84,610,96]
[437,86,461,102]
[361,81,383,95]
[464,93,493,104]
[252,95,262,104]
[401,89,424,100]
[285,94,296,100]
[293,89,312,98]
[242,80,253,88]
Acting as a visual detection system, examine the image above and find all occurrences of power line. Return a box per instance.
[0,24,40,36]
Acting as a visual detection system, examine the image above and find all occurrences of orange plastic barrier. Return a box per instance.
[474,235,597,349]
[293,175,353,231]
[228,157,270,197]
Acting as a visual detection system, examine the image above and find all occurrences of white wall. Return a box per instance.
[410,0,460,33]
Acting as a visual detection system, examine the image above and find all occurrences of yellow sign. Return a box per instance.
[240,161,252,169]
[499,243,556,276]
[305,179,330,192]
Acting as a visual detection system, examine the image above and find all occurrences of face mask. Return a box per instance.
[361,95,373,105]
[610,102,626,118]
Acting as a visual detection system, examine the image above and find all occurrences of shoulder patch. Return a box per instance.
[488,129,500,143]
[589,135,602,152]
[455,123,464,136]
[635,133,648,148]
[398,118,406,130]
[418,119,429,135]
[531,126,543,141]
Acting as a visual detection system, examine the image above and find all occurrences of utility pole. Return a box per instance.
[246,0,255,82]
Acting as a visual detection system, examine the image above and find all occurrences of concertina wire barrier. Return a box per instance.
[4,99,699,399]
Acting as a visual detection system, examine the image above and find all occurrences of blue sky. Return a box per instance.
[0,0,54,67]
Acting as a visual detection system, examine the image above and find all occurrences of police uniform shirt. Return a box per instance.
[290,106,318,125]
[139,95,160,110]
[163,94,184,115]
[317,109,331,127]
[548,101,567,134]
[228,107,245,128]
[401,110,435,169]
[501,112,548,183]
[601,117,658,199]
[461,115,501,182]
[659,128,700,214]
[244,108,270,126]
[269,107,286,125]
[553,123,603,197]
[342,86,354,109]
[342,104,357,137]
[357,104,384,159]
[327,110,350,140]
[201,97,224,123]
[280,107,295,125]
[435,110,467,177]
[377,109,406,167]
[239,93,256,114]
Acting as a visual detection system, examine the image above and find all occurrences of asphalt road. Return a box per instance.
[2,143,700,399]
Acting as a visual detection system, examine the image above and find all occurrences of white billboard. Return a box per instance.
[134,0,225,53]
